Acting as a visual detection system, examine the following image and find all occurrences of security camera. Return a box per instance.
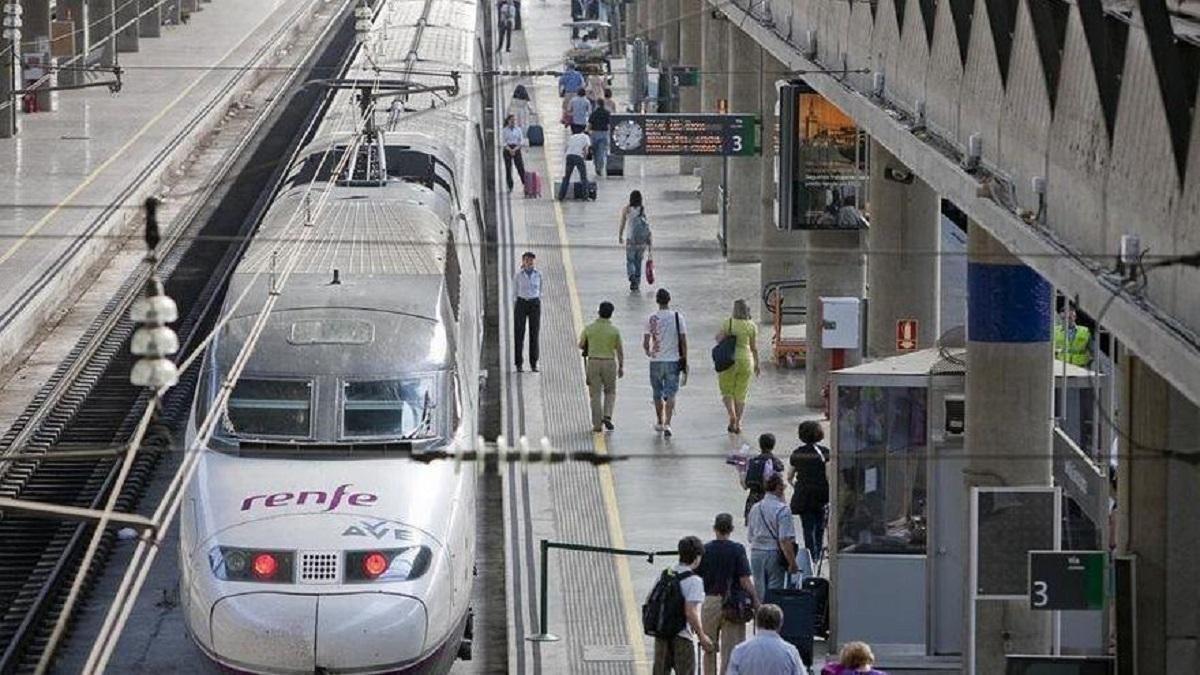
[884,167,914,184]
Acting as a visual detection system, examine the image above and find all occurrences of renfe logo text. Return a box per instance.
[240,483,378,512]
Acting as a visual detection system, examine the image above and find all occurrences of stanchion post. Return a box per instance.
[527,538,560,642]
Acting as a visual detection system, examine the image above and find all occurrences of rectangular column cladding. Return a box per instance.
[964,220,1053,674]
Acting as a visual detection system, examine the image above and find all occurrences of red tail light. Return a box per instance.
[362,551,389,578]
[253,553,279,580]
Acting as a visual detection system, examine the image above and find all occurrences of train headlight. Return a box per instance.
[344,547,432,583]
[208,546,294,583]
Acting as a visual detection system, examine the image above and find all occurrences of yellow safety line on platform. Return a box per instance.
[0,3,301,268]
[540,145,649,673]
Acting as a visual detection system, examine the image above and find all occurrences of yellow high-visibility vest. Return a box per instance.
[1054,324,1091,366]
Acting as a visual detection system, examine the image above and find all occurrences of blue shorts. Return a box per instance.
[649,361,681,401]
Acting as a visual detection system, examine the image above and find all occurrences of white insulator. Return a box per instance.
[355,18,372,32]
[2,15,20,28]
[131,326,179,358]
[130,358,178,390]
[355,5,372,19]
[2,4,22,16]
[130,294,178,325]
[1,27,18,39]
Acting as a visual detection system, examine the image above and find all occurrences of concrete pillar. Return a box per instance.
[759,51,805,300]
[634,0,649,41]
[56,0,88,87]
[658,0,679,66]
[803,231,865,406]
[866,140,941,356]
[1,37,16,138]
[88,0,116,66]
[698,6,725,213]
[725,29,762,263]
[116,0,139,52]
[677,3,701,176]
[1115,356,1200,671]
[20,0,55,111]
[138,0,161,38]
[964,221,1053,673]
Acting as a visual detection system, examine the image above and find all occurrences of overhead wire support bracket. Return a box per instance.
[28,64,124,94]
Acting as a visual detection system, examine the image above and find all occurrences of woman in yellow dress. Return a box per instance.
[716,299,760,433]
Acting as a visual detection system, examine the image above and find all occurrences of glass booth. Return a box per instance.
[829,348,1107,666]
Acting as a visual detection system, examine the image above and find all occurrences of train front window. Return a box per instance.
[225,378,314,439]
[342,378,437,439]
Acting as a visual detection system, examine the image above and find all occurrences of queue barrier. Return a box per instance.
[526,539,676,642]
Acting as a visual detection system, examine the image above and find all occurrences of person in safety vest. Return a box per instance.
[1054,306,1092,366]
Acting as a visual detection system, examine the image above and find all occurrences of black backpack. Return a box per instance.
[642,569,694,637]
[744,454,779,497]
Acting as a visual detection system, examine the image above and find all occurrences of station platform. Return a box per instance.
[0,0,316,404]
[496,5,824,672]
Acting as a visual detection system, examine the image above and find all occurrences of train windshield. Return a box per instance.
[342,377,438,440]
[225,378,314,439]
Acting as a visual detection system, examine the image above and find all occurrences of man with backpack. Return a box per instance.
[741,433,785,524]
[646,536,713,674]
[696,514,759,675]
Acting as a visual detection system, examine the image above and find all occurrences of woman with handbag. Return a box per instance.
[714,299,760,433]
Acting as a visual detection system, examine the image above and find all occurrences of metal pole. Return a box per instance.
[720,155,729,256]
[527,538,560,641]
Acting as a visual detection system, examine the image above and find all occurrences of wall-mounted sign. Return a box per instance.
[1028,551,1108,611]
[777,80,869,230]
[897,319,918,351]
[610,113,760,156]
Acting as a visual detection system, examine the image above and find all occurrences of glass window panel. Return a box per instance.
[836,386,928,554]
[343,378,436,439]
[227,379,313,438]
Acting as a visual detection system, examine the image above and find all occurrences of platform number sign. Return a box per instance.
[609,114,760,156]
[1028,551,1108,611]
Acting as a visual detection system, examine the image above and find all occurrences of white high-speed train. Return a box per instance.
[179,0,485,672]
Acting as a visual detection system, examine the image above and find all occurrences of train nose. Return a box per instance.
[316,594,428,669]
[210,592,428,673]
[211,593,318,672]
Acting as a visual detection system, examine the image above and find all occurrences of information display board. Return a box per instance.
[609,113,760,156]
[1028,551,1107,611]
[972,487,1059,599]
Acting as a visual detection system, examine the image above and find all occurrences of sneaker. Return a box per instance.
[629,281,637,292]
[516,364,523,372]
[663,426,672,438]
[602,417,614,431]
[653,423,664,432]
[592,425,602,433]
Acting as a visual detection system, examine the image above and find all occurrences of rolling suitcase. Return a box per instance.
[572,181,596,200]
[802,575,830,638]
[527,123,544,147]
[764,583,816,667]
[606,153,624,176]
[523,170,541,198]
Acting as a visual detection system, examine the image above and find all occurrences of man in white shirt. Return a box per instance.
[557,128,592,201]
[726,604,805,675]
[643,288,687,437]
[653,536,715,675]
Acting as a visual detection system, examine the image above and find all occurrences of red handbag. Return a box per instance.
[645,258,655,285]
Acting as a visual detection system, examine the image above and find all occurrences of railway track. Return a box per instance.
[0,2,360,671]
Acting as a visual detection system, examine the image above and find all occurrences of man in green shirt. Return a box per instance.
[578,301,625,432]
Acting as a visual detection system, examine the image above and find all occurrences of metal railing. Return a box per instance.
[526,539,676,642]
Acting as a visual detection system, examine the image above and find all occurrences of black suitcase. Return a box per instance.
[764,586,815,667]
[572,181,596,200]
[606,153,624,176]
[802,576,830,638]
